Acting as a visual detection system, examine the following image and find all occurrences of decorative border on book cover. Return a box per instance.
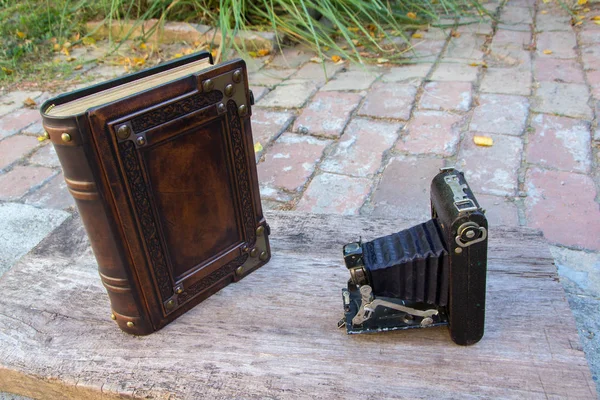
[119,140,173,299]
[177,254,249,303]
[130,90,223,133]
[227,99,256,246]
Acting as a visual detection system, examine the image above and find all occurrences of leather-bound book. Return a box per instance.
[40,51,271,335]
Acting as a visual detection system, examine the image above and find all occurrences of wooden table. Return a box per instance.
[0,211,595,399]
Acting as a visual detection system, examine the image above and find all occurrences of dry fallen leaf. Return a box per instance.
[74,65,83,70]
[412,32,423,39]
[583,8,590,12]
[578,0,588,4]
[543,49,553,54]
[407,12,417,19]
[595,21,600,25]
[174,53,183,58]
[82,37,96,46]
[469,61,488,68]
[1,67,13,75]
[592,16,600,20]
[258,49,270,57]
[23,97,36,107]
[254,142,263,153]
[16,30,26,39]
[473,135,494,147]
[310,56,323,63]
[377,58,389,64]
[331,55,342,63]
[541,10,548,14]
[66,56,76,62]
[451,30,461,38]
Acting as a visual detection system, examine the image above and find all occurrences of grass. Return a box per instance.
[0,0,489,85]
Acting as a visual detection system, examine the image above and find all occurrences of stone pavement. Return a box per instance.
[0,0,599,396]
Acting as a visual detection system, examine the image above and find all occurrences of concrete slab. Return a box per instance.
[0,203,70,278]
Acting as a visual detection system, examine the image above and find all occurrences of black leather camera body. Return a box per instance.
[340,168,488,345]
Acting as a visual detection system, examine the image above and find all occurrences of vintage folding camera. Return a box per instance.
[339,168,488,345]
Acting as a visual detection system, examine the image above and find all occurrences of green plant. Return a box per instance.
[0,0,488,84]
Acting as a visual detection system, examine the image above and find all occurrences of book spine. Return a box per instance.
[42,115,154,335]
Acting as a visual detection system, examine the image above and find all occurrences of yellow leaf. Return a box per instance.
[133,57,145,66]
[407,12,417,19]
[591,16,600,20]
[139,42,147,50]
[583,8,590,12]
[473,135,494,147]
[82,37,96,46]
[323,46,330,51]
[1,67,13,75]
[23,97,36,107]
[575,21,583,26]
[248,51,258,58]
[37,135,47,142]
[348,27,360,32]
[74,65,83,70]
[63,41,71,49]
[451,30,461,38]
[331,55,342,63]
[541,10,548,14]
[310,56,323,63]
[258,49,270,57]
[578,0,588,4]
[66,56,76,62]
[377,58,389,63]
[16,30,26,39]
[254,142,263,153]
[543,49,553,54]
[543,0,551,3]
[174,53,183,58]
[53,43,60,51]
[61,47,70,57]
[595,20,600,25]
[412,32,423,39]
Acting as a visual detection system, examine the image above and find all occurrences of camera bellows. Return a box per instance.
[362,219,449,306]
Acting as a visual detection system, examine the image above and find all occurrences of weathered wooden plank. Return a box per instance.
[0,211,595,399]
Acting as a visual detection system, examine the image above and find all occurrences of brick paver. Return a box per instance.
[474,194,519,227]
[257,133,330,200]
[525,168,600,251]
[533,58,585,83]
[320,70,380,91]
[0,108,42,140]
[532,82,593,120]
[430,63,479,82]
[396,111,463,156]
[369,155,444,221]
[0,135,40,170]
[0,166,55,201]
[527,114,591,173]
[293,92,362,137]
[295,172,371,215]
[358,82,417,120]
[319,118,401,177]
[458,132,523,196]
[480,66,532,96]
[382,64,432,83]
[470,94,529,136]
[419,81,472,111]
[0,91,42,117]
[23,172,74,210]
[536,31,578,59]
[257,79,318,109]
[28,143,61,168]
[251,109,295,158]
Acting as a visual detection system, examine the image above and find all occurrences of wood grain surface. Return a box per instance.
[0,211,595,399]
